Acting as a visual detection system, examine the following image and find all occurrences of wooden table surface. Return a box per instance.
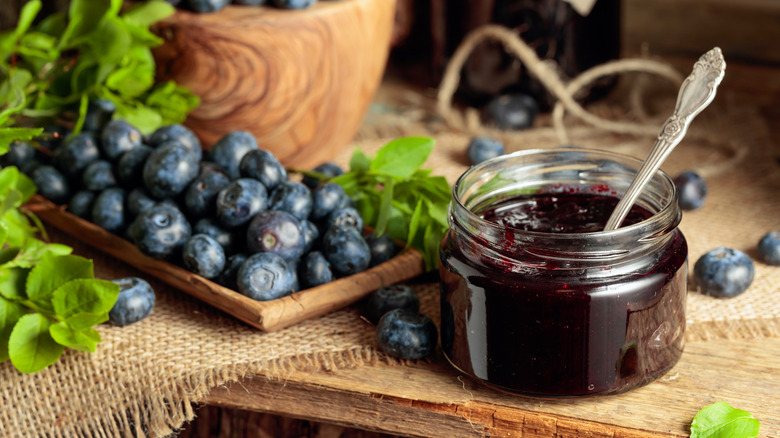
[204,337,780,437]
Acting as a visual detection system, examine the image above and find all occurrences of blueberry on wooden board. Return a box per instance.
[91,187,127,234]
[117,145,153,188]
[376,309,438,360]
[268,180,312,221]
[693,247,755,298]
[67,190,96,220]
[237,252,295,301]
[31,165,70,205]
[129,203,192,260]
[322,225,370,276]
[302,162,344,188]
[326,207,363,232]
[209,130,257,180]
[216,178,268,228]
[83,98,116,133]
[188,0,231,13]
[194,218,243,256]
[183,234,227,279]
[109,277,156,326]
[364,233,396,267]
[147,123,202,162]
[101,119,143,162]
[310,182,347,220]
[298,251,334,288]
[184,171,231,219]
[246,210,306,261]
[81,160,117,192]
[216,253,248,290]
[240,149,288,191]
[51,133,100,179]
[142,142,200,199]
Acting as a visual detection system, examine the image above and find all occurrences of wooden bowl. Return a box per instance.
[152,0,396,168]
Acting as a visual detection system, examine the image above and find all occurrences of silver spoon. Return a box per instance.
[603,47,727,231]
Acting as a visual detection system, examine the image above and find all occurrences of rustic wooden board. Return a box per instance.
[25,195,425,332]
[204,337,780,437]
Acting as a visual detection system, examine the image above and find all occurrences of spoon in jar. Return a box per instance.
[603,47,726,231]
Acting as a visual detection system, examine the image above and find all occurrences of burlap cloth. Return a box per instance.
[2,71,779,437]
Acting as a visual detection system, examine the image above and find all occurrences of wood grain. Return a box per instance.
[205,337,780,437]
[152,0,396,169]
[25,195,425,332]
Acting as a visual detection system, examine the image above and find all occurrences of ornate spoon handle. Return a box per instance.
[603,47,727,231]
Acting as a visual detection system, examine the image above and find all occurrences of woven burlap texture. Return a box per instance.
[2,75,779,438]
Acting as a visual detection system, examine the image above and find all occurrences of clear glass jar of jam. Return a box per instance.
[439,148,687,397]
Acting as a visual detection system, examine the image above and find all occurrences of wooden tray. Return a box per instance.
[25,195,426,332]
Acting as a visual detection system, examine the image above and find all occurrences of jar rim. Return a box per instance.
[451,147,681,244]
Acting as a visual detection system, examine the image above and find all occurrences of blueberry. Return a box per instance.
[301,219,320,253]
[117,145,153,187]
[246,210,305,261]
[673,171,707,211]
[376,309,437,360]
[126,188,157,218]
[199,161,229,176]
[31,165,70,204]
[81,159,117,191]
[216,178,268,228]
[234,0,266,5]
[51,133,100,179]
[298,251,333,288]
[693,247,755,298]
[237,252,295,301]
[18,158,43,176]
[142,142,200,199]
[109,277,155,326]
[184,171,230,219]
[302,162,344,188]
[758,231,780,266]
[310,182,347,220]
[101,119,143,161]
[182,234,226,279]
[483,93,538,130]
[216,253,247,290]
[194,218,242,255]
[466,136,505,165]
[321,225,370,276]
[273,0,316,9]
[188,0,230,12]
[147,124,202,161]
[363,284,419,325]
[239,149,287,190]
[268,180,312,221]
[326,207,363,231]
[83,98,116,133]
[365,232,396,267]
[91,187,127,233]
[67,190,96,220]
[129,203,192,260]
[209,131,257,180]
[1,140,39,168]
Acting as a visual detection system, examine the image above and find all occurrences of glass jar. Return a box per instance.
[439,148,688,397]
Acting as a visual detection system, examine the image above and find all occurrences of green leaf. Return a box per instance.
[375,178,394,236]
[0,296,27,362]
[36,12,67,37]
[145,81,200,125]
[63,312,108,330]
[8,313,64,373]
[0,209,38,246]
[113,102,162,135]
[370,137,434,179]
[690,402,760,438]
[0,127,42,156]
[49,321,101,353]
[349,148,371,173]
[70,94,89,136]
[59,0,111,50]
[0,224,6,248]
[105,47,155,98]
[0,266,29,301]
[51,279,119,320]
[26,254,94,312]
[406,199,423,246]
[14,0,42,40]
[7,239,73,269]
[122,1,175,27]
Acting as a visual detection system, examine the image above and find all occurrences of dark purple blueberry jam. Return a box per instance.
[440,192,687,397]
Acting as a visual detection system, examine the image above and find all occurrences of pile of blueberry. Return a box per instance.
[169,0,319,14]
[5,105,395,304]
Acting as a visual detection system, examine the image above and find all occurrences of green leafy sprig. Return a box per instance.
[690,402,760,438]
[320,137,451,271]
[0,166,119,373]
[0,0,199,153]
